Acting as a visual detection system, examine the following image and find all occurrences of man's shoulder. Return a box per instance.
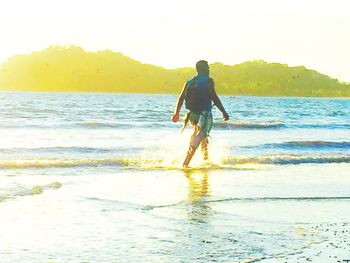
[186,75,214,85]
[187,76,197,82]
[185,76,198,86]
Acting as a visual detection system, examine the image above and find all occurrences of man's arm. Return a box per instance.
[208,79,229,121]
[172,83,187,122]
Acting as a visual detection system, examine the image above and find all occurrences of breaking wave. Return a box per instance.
[0,146,143,154]
[223,155,350,165]
[78,121,135,129]
[145,196,350,209]
[257,141,350,149]
[213,121,284,129]
[0,182,62,202]
[212,121,350,130]
[0,158,129,169]
[2,154,350,170]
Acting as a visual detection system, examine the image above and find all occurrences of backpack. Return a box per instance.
[185,77,210,113]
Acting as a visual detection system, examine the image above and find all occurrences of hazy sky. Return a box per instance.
[1,0,349,81]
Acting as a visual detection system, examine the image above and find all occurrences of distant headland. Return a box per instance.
[0,45,349,97]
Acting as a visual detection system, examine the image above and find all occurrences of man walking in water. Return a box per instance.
[172,60,229,167]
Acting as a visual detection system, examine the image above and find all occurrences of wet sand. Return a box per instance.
[1,163,350,262]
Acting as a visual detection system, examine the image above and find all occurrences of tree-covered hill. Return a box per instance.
[0,45,349,97]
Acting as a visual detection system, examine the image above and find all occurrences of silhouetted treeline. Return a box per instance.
[0,45,349,97]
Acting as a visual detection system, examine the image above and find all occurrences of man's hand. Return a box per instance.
[172,112,180,122]
[223,111,229,121]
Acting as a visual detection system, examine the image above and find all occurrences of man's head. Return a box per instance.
[196,60,209,76]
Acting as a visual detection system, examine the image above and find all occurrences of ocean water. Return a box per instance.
[1,92,350,262]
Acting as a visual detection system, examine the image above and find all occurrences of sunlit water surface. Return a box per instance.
[1,92,350,262]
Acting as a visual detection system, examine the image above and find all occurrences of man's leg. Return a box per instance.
[183,126,200,167]
[183,146,196,167]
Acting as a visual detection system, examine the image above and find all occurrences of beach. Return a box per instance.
[1,92,350,262]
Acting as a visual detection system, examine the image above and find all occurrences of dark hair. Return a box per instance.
[196,60,209,73]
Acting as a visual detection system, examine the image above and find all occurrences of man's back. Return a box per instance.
[185,74,212,114]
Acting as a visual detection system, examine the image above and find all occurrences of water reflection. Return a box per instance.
[183,169,212,223]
